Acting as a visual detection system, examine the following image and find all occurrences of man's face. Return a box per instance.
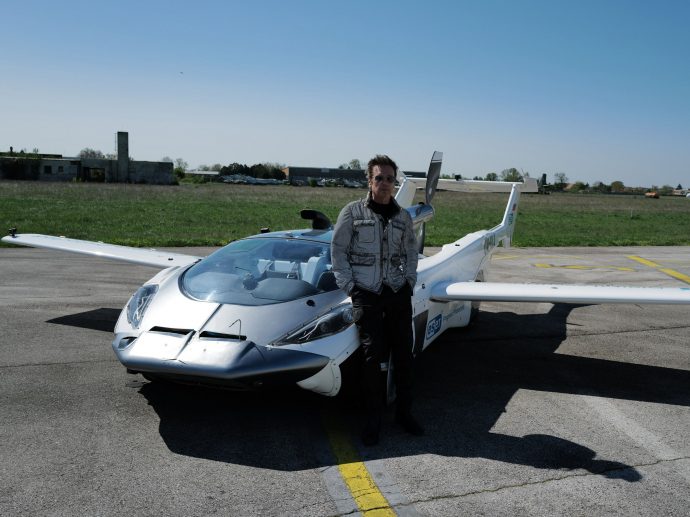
[369,164,396,202]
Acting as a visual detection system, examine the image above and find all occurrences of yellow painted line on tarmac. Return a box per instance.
[323,414,396,516]
[627,255,690,285]
[535,263,635,271]
[491,254,524,260]
[627,256,661,269]
[658,268,690,284]
[493,254,586,261]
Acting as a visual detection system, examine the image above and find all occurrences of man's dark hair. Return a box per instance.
[366,155,398,181]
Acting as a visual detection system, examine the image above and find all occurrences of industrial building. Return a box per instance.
[0,132,173,184]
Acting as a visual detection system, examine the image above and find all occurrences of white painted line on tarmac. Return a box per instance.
[579,396,690,483]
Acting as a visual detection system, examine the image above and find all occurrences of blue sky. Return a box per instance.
[2,0,689,187]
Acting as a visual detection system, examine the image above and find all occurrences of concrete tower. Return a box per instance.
[117,131,129,182]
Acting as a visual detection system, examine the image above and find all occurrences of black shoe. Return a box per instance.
[361,416,381,446]
[395,411,424,436]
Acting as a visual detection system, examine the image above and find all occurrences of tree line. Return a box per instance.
[74,149,684,193]
[454,168,683,195]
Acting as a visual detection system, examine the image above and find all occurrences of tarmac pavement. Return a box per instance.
[1,245,688,516]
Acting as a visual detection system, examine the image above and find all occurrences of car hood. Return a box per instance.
[121,268,345,345]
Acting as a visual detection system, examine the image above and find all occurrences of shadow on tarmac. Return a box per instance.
[46,304,688,479]
[47,308,121,333]
[125,304,690,480]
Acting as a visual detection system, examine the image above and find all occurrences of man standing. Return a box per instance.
[331,155,423,446]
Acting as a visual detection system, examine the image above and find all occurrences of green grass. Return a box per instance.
[432,189,690,246]
[1,180,689,247]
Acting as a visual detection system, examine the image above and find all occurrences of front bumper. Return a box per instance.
[113,330,331,389]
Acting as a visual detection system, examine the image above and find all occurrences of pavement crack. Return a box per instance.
[568,324,690,338]
[395,456,690,506]
[0,358,119,369]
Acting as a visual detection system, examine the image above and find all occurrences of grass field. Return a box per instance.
[1,180,689,247]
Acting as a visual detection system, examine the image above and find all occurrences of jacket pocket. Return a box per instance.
[349,252,376,266]
[353,219,376,244]
[350,252,376,286]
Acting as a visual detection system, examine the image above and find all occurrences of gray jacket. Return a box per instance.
[331,193,418,295]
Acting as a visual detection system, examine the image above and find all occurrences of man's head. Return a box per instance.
[367,155,398,203]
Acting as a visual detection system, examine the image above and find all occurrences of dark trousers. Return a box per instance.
[351,285,414,415]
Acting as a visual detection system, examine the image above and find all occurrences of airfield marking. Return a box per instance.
[322,413,396,516]
[492,253,585,261]
[490,253,524,261]
[578,396,690,484]
[627,256,690,285]
[534,263,635,272]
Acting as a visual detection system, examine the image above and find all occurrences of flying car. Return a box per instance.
[4,152,690,397]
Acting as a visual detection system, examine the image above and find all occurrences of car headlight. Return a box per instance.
[126,284,158,329]
[272,304,354,346]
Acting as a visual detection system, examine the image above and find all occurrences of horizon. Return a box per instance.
[2,0,688,187]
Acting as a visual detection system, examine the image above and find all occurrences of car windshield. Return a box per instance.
[181,237,337,305]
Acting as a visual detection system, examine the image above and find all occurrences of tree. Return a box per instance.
[500,168,523,182]
[570,181,587,192]
[484,172,498,181]
[78,148,105,159]
[338,159,362,170]
[161,156,173,163]
[250,163,270,178]
[221,162,249,176]
[610,181,625,193]
[677,184,683,190]
[553,172,568,191]
[659,185,674,195]
[554,172,568,184]
[262,162,287,180]
[592,181,610,193]
[348,159,362,170]
[174,158,188,180]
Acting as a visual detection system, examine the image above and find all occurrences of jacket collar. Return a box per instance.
[365,191,401,213]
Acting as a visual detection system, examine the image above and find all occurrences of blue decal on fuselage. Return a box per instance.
[426,314,442,340]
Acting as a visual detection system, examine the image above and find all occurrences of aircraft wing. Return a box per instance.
[431,281,690,305]
[406,177,539,193]
[2,233,202,268]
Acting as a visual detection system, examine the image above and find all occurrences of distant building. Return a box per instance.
[281,166,427,186]
[0,132,173,184]
[282,167,366,186]
[186,169,220,178]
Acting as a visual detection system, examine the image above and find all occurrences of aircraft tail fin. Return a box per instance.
[397,151,443,254]
[492,184,521,248]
